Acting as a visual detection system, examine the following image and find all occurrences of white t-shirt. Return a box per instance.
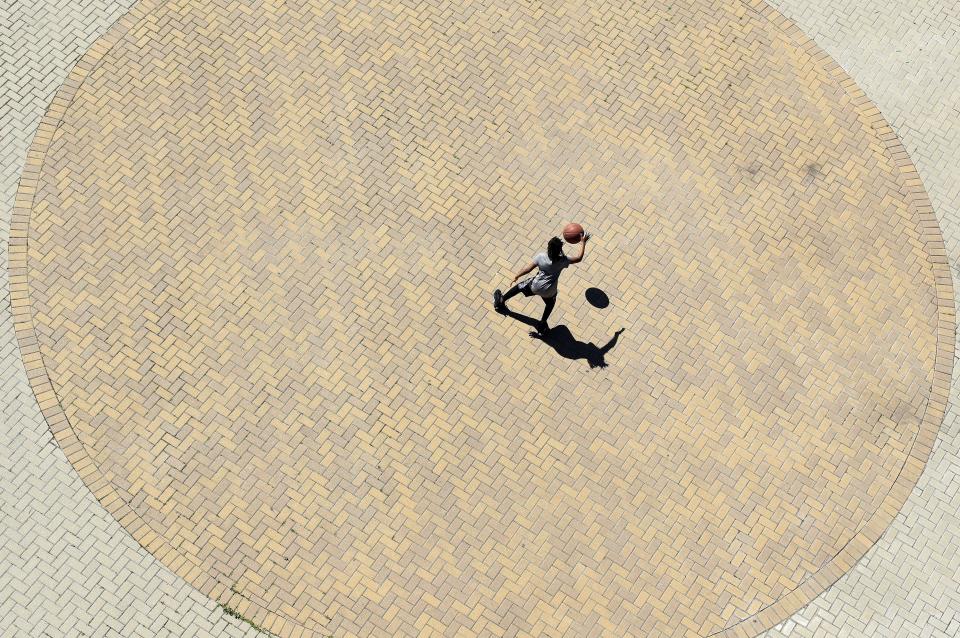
[527,252,570,297]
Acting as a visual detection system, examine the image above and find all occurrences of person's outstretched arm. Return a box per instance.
[511,261,536,283]
[569,232,589,264]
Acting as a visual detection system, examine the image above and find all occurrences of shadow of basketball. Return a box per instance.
[585,287,609,308]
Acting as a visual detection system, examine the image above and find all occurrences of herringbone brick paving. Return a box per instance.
[10,0,955,635]
[1,0,960,636]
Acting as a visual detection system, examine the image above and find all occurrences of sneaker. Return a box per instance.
[493,289,506,312]
[536,320,549,335]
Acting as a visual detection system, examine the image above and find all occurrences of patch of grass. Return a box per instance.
[217,602,275,636]
[218,585,333,637]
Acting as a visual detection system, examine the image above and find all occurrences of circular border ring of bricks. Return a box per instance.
[6,0,955,636]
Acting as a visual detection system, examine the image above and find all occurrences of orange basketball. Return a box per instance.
[563,222,584,243]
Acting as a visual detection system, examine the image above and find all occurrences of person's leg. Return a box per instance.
[501,284,522,302]
[494,284,522,311]
[539,294,556,329]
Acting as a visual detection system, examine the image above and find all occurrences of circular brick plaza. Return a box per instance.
[9,0,953,636]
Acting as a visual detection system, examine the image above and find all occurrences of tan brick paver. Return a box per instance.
[7,0,954,637]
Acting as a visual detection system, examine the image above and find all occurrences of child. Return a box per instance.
[494,231,588,333]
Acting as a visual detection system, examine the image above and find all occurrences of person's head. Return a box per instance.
[547,236,564,261]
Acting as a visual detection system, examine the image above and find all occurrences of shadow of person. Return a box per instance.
[500,307,540,329]
[530,326,624,368]
[498,307,624,368]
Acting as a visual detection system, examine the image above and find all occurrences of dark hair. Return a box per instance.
[547,236,564,261]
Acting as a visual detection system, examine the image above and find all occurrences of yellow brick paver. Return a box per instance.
[7,0,954,636]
